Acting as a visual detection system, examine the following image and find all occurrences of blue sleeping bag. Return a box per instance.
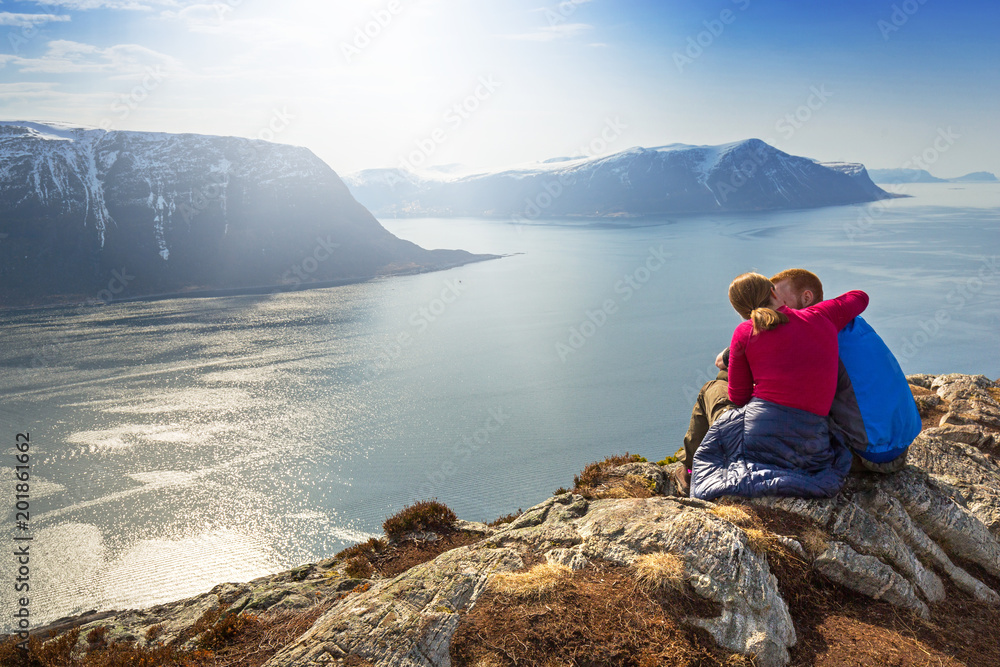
[835,317,922,463]
[691,397,853,501]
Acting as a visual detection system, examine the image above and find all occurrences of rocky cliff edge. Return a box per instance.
[6,372,1000,667]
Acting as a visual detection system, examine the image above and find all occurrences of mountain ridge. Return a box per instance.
[345,139,893,219]
[0,121,496,308]
[868,167,999,184]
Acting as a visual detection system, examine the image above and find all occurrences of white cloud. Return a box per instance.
[8,40,182,75]
[160,4,235,31]
[24,0,161,9]
[503,22,593,42]
[0,12,71,26]
[0,82,59,94]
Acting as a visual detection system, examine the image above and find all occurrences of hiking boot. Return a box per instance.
[670,466,690,497]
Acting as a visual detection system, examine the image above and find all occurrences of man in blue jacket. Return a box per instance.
[771,268,921,472]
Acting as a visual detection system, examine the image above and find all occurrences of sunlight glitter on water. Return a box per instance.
[1,186,997,629]
[19,525,284,622]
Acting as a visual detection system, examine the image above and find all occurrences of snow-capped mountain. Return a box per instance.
[0,122,492,307]
[345,140,892,219]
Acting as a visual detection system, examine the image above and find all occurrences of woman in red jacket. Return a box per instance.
[690,272,868,499]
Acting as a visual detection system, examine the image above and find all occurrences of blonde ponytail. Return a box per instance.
[729,272,789,335]
[750,306,789,334]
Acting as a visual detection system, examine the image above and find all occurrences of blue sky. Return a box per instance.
[0,0,997,176]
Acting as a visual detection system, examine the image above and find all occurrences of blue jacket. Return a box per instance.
[832,317,921,463]
[691,398,853,500]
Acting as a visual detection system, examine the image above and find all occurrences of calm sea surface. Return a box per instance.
[2,183,998,627]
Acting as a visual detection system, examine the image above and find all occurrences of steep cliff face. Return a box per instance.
[0,122,493,307]
[345,140,893,219]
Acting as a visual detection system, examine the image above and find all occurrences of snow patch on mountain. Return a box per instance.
[0,121,494,307]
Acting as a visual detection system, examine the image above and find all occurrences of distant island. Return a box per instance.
[868,168,999,184]
[0,121,496,309]
[345,139,893,219]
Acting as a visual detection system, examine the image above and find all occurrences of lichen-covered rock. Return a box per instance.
[262,546,525,666]
[38,557,357,652]
[906,373,937,389]
[930,373,994,401]
[913,392,942,413]
[751,470,1000,621]
[932,374,1000,429]
[543,546,590,570]
[611,461,669,494]
[813,540,930,618]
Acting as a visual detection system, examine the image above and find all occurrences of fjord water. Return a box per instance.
[1,184,998,627]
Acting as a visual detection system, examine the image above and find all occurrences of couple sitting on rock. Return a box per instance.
[674,269,922,500]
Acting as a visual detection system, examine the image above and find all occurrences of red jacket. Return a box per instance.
[727,290,869,416]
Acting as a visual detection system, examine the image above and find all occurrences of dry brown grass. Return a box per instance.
[987,386,1000,405]
[633,553,686,593]
[570,454,655,500]
[710,502,780,554]
[590,474,655,499]
[800,527,832,556]
[489,562,573,599]
[710,503,762,529]
[451,560,743,667]
[743,528,783,555]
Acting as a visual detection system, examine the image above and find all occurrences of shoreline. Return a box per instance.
[0,253,505,312]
